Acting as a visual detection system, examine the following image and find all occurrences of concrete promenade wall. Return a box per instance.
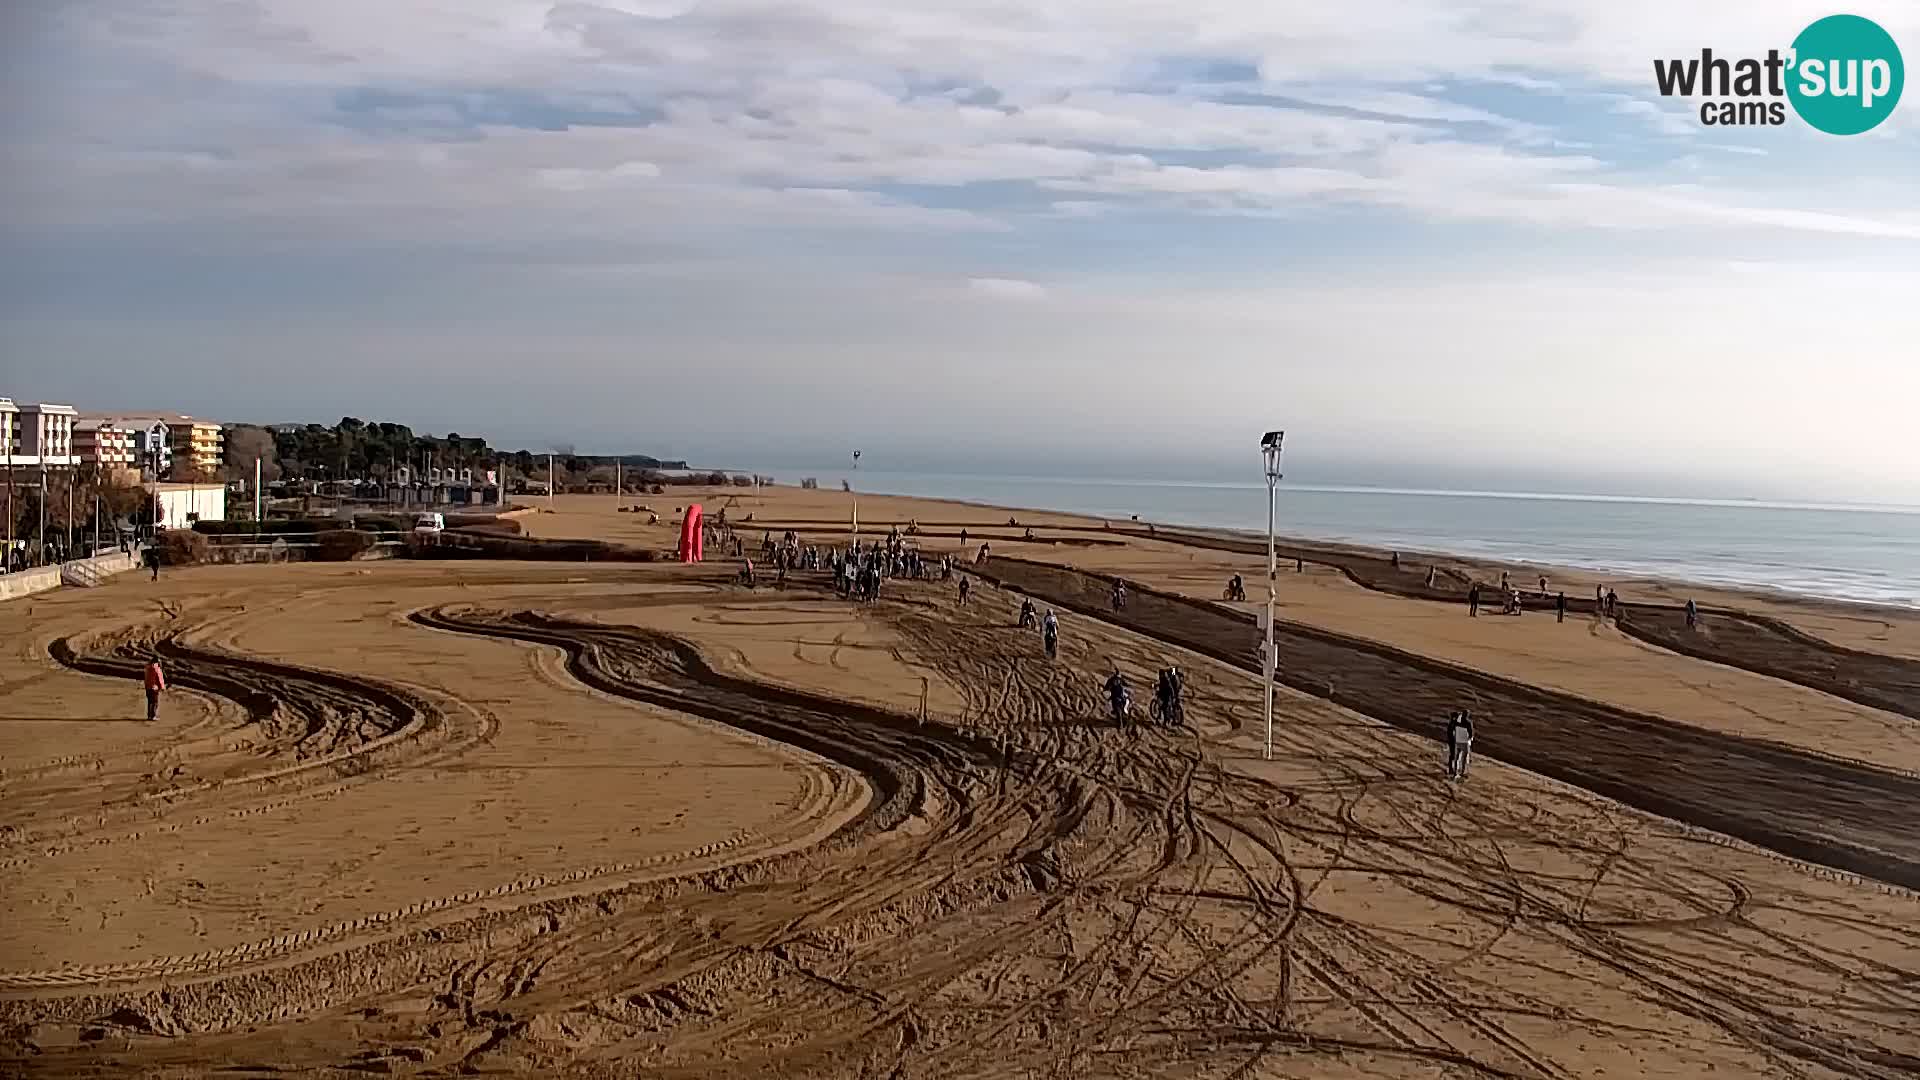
[0,550,142,602]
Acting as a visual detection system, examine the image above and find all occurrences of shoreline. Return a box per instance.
[820,480,1918,614]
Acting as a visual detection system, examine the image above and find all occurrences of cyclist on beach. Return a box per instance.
[1105,670,1133,729]
[1018,598,1037,629]
[1445,710,1474,780]
[1042,609,1059,658]
[1111,581,1127,611]
[1226,574,1245,601]
[1154,667,1185,727]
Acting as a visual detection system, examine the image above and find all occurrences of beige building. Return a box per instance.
[79,412,226,478]
[73,419,142,482]
[0,398,78,468]
[172,418,225,475]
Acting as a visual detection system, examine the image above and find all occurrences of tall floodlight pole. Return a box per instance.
[1260,430,1286,761]
[548,454,555,509]
[850,449,862,540]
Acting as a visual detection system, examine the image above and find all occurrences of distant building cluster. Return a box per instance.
[0,397,226,482]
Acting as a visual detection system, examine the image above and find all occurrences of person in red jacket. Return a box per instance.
[143,660,166,721]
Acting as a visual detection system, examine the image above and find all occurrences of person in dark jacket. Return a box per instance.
[1445,710,1474,780]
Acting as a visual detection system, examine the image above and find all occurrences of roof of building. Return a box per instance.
[77,412,221,428]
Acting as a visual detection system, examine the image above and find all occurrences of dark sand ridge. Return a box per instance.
[741,518,1920,725]
[969,555,1920,891]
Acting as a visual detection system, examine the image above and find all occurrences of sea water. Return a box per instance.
[816,471,1920,607]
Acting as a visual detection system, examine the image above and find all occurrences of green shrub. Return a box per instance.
[351,515,407,534]
[314,530,377,561]
[157,529,211,565]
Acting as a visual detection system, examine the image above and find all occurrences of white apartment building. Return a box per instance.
[0,398,78,468]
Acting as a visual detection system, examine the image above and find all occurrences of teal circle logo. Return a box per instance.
[1787,14,1904,135]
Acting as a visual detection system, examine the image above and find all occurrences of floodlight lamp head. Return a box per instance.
[1260,430,1285,481]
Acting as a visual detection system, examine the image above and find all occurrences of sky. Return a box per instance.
[2,1,1917,503]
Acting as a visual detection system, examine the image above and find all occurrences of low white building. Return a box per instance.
[155,482,226,527]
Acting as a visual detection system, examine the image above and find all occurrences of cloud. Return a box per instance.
[7,0,1917,255]
[967,276,1048,300]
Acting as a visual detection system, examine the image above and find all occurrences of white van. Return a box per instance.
[413,513,446,534]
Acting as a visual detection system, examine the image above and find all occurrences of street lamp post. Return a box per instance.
[850,449,862,540]
[1260,430,1286,761]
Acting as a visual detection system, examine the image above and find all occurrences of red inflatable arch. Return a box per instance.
[678,503,704,563]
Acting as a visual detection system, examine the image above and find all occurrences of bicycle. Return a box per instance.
[1148,697,1185,727]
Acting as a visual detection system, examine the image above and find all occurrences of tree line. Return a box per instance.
[226,418,690,487]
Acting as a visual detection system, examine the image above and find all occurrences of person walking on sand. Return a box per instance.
[1468,584,1480,617]
[959,528,967,549]
[958,575,971,605]
[1042,609,1059,659]
[1556,592,1566,623]
[146,542,161,581]
[1445,710,1474,781]
[144,659,166,722]
[1685,598,1699,631]
[1539,574,1549,595]
[1605,588,1618,619]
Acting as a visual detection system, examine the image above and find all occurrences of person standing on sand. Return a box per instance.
[146,543,161,581]
[959,528,967,549]
[1606,588,1618,618]
[1556,592,1566,622]
[1595,583,1604,607]
[144,659,166,722]
[1468,585,1480,617]
[1685,598,1699,630]
[1042,610,1059,659]
[958,576,971,605]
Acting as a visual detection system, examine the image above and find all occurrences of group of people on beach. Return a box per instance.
[727,518,1726,783]
[1103,665,1186,733]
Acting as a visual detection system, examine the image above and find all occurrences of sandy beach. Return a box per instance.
[3,485,1917,1078]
